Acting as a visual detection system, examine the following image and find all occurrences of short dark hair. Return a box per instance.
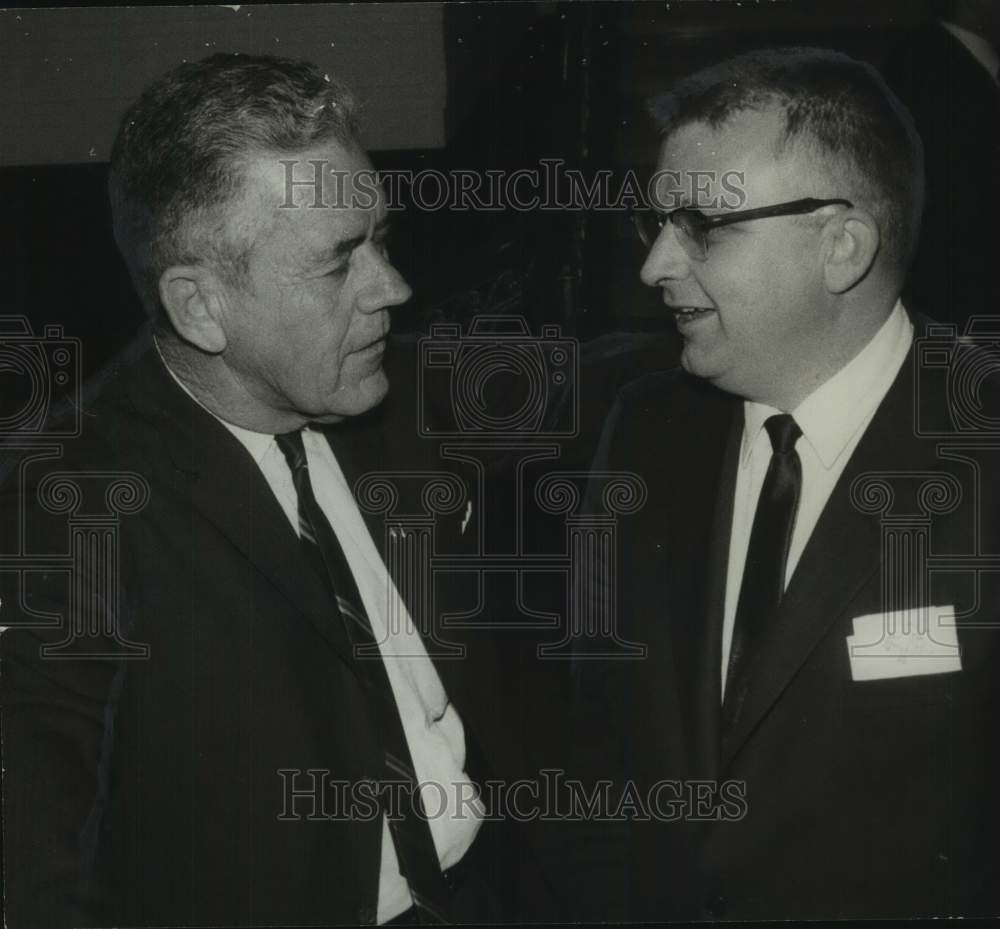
[108,53,359,322]
[650,46,925,278]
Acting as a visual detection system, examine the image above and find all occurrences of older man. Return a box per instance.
[1,54,523,927]
[578,46,1000,920]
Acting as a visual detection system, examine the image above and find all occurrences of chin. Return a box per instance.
[320,370,390,420]
[681,344,738,386]
[680,346,715,380]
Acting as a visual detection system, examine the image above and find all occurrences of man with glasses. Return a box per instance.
[576,46,1000,920]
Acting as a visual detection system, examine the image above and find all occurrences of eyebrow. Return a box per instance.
[325,216,391,262]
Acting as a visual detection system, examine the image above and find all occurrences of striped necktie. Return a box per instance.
[275,429,452,924]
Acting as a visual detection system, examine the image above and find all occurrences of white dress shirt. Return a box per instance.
[157,348,483,923]
[720,302,914,697]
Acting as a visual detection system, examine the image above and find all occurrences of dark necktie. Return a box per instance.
[275,429,452,924]
[723,414,802,723]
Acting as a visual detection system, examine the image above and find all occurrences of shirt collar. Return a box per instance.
[153,336,276,466]
[741,300,913,469]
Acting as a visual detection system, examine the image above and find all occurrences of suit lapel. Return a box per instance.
[721,355,916,768]
[658,383,740,779]
[693,407,742,777]
[125,346,358,673]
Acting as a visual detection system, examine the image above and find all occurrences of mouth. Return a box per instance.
[668,305,716,327]
[356,338,387,356]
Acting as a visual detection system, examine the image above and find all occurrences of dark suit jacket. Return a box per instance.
[0,333,532,927]
[574,321,1000,920]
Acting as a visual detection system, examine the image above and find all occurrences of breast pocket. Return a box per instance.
[846,669,958,712]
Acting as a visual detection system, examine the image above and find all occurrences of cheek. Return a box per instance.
[287,287,353,348]
[312,283,356,345]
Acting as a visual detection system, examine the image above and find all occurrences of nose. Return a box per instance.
[355,243,413,312]
[639,221,692,288]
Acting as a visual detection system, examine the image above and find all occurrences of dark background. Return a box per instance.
[1,0,948,375]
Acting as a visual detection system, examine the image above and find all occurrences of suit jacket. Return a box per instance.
[574,320,1000,920]
[0,333,531,927]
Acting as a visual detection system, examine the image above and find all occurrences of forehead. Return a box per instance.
[657,107,806,209]
[233,139,384,261]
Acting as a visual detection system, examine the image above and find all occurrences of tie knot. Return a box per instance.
[764,414,801,455]
[275,429,308,473]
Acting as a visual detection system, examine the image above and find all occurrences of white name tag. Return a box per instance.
[846,606,962,681]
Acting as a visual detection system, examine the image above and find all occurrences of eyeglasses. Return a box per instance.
[630,197,853,261]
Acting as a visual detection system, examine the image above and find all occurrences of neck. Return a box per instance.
[749,292,898,412]
[156,335,310,434]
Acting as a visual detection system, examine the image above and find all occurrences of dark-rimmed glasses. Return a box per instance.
[630,197,854,261]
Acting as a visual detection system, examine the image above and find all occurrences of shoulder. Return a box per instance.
[604,366,734,439]
[590,366,736,474]
[0,336,187,496]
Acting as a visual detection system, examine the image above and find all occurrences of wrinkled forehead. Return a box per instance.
[244,139,382,212]
[653,107,810,210]
[225,140,386,255]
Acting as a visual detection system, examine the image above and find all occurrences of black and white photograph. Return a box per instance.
[2,1,999,925]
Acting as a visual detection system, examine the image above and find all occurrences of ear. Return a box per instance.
[158,265,228,353]
[821,210,880,294]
